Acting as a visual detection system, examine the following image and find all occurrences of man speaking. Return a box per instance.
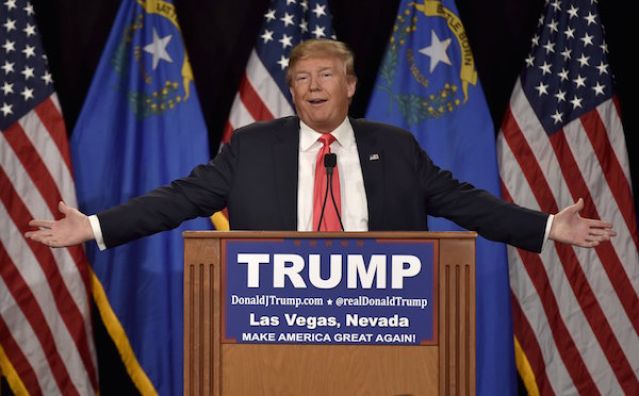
[26,39,615,251]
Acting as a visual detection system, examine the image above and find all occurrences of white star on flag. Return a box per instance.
[419,30,452,73]
[143,29,173,70]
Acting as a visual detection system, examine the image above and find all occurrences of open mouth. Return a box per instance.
[307,98,328,105]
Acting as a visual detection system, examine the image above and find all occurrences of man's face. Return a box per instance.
[289,56,356,134]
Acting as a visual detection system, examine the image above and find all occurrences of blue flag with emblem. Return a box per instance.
[71,0,211,394]
[366,0,516,394]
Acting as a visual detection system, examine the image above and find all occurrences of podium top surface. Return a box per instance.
[183,231,477,239]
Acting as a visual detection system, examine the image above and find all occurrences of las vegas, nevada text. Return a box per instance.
[242,312,417,344]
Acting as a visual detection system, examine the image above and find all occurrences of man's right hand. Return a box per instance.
[25,201,95,247]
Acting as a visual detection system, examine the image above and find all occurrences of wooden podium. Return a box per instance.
[184,231,475,395]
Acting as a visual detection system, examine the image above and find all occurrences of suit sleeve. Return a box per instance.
[97,133,240,248]
[413,136,548,252]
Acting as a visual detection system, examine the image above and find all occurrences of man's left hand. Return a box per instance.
[549,198,616,247]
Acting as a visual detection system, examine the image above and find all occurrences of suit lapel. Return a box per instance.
[272,117,300,230]
[352,118,384,230]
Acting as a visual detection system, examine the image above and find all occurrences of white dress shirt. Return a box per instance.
[297,118,368,231]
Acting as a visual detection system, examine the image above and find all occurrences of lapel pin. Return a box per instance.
[369,153,380,161]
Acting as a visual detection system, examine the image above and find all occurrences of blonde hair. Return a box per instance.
[286,39,356,85]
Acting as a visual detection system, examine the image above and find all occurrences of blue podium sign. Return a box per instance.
[222,238,438,345]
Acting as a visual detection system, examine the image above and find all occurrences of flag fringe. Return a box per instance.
[0,345,29,396]
[211,212,230,231]
[514,336,540,396]
[90,270,157,395]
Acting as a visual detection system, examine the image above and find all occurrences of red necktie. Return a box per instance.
[313,134,342,231]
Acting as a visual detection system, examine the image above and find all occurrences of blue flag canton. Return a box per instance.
[255,0,335,101]
[1,0,54,130]
[374,0,481,126]
[111,2,194,118]
[521,0,613,134]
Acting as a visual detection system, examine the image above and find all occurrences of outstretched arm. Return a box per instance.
[25,201,94,247]
[549,198,616,247]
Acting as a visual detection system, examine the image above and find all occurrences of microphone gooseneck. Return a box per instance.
[325,153,344,231]
[316,167,331,231]
[317,153,343,231]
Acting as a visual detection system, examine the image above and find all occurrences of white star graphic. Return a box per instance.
[539,61,552,75]
[567,5,579,18]
[24,2,34,15]
[558,68,569,81]
[550,0,561,11]
[3,18,16,32]
[596,61,608,75]
[277,55,289,70]
[286,0,296,4]
[564,27,575,39]
[577,53,590,67]
[261,29,273,43]
[23,23,36,37]
[1,102,12,116]
[21,87,34,101]
[21,66,34,80]
[584,12,596,25]
[22,44,36,59]
[143,29,173,70]
[419,30,452,73]
[4,0,16,10]
[1,82,13,95]
[300,19,308,33]
[1,61,14,74]
[535,81,549,96]
[560,48,572,60]
[570,95,583,109]
[312,3,326,18]
[3,40,16,53]
[592,82,605,96]
[554,89,566,102]
[600,42,609,53]
[548,20,559,33]
[41,71,53,85]
[264,9,276,22]
[312,25,326,38]
[525,55,535,67]
[279,33,293,48]
[543,40,555,54]
[580,33,594,47]
[573,74,586,88]
[551,109,563,124]
[300,0,308,11]
[531,34,540,46]
[281,12,294,27]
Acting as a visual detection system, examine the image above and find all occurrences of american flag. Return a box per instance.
[497,0,639,394]
[0,0,98,394]
[221,0,335,143]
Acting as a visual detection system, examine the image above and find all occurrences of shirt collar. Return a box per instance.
[299,117,355,152]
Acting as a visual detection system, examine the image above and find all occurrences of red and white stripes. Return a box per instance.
[498,80,639,394]
[222,50,294,143]
[0,94,98,395]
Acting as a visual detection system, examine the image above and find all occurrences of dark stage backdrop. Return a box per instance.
[26,0,637,393]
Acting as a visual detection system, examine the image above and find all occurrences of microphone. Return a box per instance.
[324,153,337,174]
[316,153,344,231]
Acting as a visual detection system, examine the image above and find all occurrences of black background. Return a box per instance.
[25,0,637,394]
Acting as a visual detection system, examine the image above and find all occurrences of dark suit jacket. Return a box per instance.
[98,116,548,252]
